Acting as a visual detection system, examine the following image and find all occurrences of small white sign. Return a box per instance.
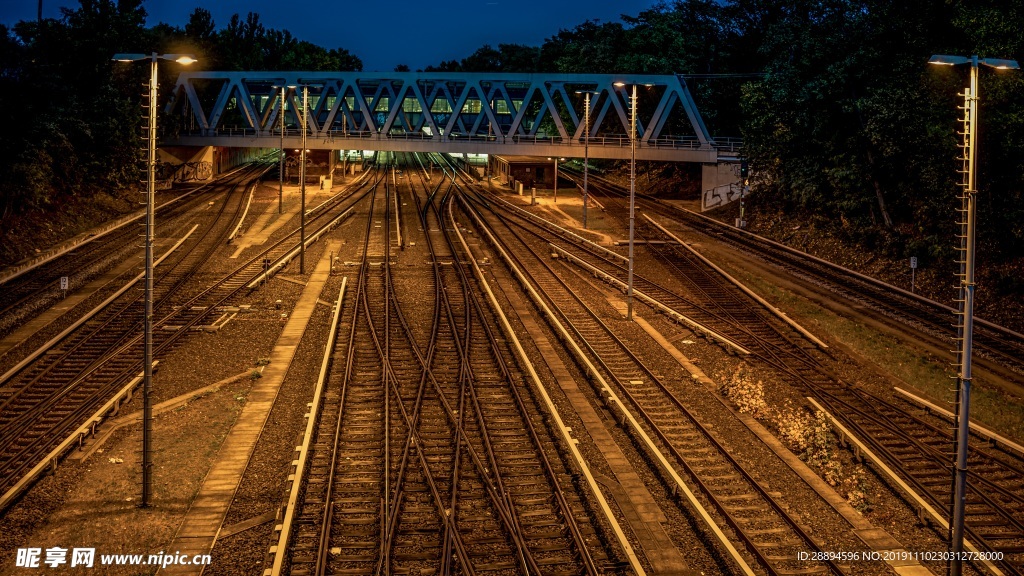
[910,257,918,269]
[60,276,69,290]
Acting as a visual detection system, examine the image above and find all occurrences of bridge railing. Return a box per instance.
[712,137,743,153]
[171,127,739,152]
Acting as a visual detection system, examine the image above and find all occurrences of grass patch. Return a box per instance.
[732,266,1024,444]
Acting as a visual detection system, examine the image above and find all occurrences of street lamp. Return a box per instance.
[929,53,1019,576]
[575,90,599,229]
[614,81,650,321]
[111,52,196,508]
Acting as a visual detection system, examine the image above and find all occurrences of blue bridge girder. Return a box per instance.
[165,72,740,162]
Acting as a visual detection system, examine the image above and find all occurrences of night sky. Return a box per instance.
[0,0,661,71]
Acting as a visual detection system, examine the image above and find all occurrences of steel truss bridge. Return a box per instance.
[165,72,739,162]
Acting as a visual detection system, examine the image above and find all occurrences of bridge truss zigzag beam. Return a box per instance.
[165,72,731,161]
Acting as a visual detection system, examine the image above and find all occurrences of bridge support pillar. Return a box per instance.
[700,161,743,211]
[157,146,215,185]
[701,162,741,194]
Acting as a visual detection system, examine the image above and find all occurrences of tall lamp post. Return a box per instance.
[575,90,598,229]
[112,52,196,508]
[928,53,1019,576]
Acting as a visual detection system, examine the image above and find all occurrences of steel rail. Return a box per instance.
[267,278,346,576]
[433,183,599,574]
[643,213,829,349]
[0,166,382,510]
[464,191,843,576]
[447,193,648,576]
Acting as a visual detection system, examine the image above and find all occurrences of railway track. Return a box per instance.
[0,165,267,342]
[459,187,843,576]
[279,155,619,575]
[0,162,384,511]
[506,174,1024,574]
[575,171,1024,382]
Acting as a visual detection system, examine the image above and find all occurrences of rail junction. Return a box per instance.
[1,83,1023,575]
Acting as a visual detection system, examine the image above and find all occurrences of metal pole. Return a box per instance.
[276,87,284,215]
[553,157,558,202]
[583,93,590,229]
[739,184,747,228]
[300,86,307,275]
[627,85,636,321]
[487,99,493,183]
[949,56,979,576]
[141,54,157,508]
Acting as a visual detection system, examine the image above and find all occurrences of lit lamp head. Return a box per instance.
[612,81,654,91]
[981,58,1020,70]
[928,55,969,66]
[111,53,196,65]
[929,54,1020,70]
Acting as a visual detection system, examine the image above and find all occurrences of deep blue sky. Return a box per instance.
[0,0,661,71]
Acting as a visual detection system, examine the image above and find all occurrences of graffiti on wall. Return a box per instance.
[702,182,745,212]
[174,161,214,182]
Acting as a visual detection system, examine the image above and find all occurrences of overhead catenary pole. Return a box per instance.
[583,92,591,229]
[278,86,285,214]
[300,85,307,275]
[627,84,637,321]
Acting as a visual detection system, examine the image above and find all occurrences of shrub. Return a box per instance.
[722,371,769,419]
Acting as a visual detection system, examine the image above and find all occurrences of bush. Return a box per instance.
[723,372,869,509]
[722,370,769,419]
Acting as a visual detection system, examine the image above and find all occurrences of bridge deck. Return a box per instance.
[165,71,739,161]
[166,131,730,162]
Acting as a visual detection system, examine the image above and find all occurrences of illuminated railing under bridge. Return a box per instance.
[164,72,739,162]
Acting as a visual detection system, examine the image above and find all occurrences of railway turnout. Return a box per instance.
[2,152,1022,576]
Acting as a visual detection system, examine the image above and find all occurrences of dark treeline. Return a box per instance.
[428,1,1024,272]
[0,1,360,226]
[2,0,1023,278]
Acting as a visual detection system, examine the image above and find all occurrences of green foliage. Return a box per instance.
[0,2,362,230]
[424,43,541,73]
[0,1,149,222]
[737,0,1024,263]
[417,0,1024,266]
[4,0,1024,267]
[208,12,362,71]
